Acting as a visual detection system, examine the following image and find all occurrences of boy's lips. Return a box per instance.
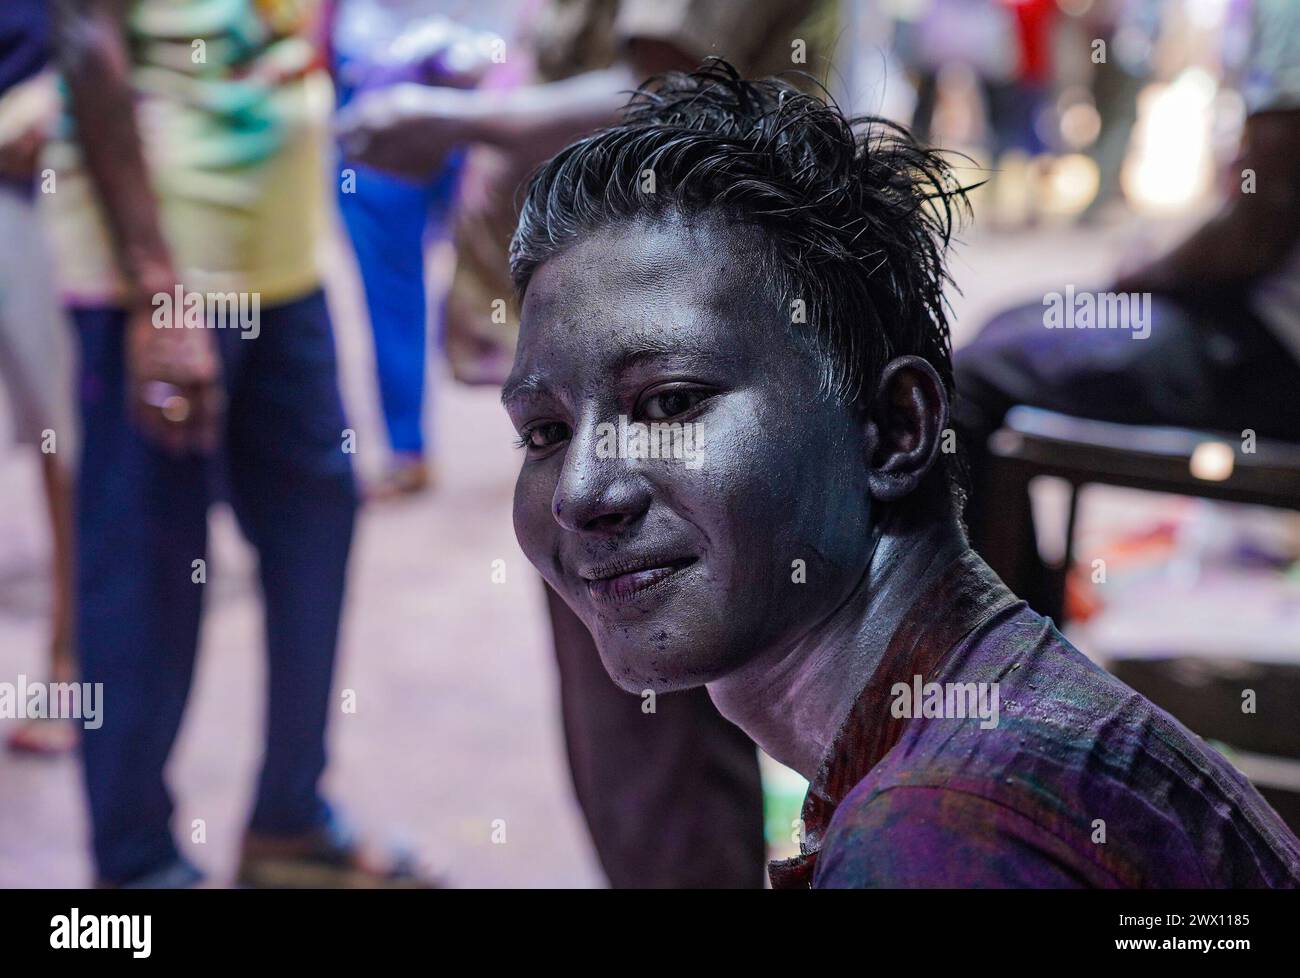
[580,555,698,603]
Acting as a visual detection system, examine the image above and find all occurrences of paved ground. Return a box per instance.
[3,210,1296,887]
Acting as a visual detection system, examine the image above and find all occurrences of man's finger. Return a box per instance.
[146,403,185,456]
[131,382,201,456]
[189,380,224,456]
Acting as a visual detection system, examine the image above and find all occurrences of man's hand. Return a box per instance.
[126,303,223,455]
[0,120,47,182]
[336,61,668,182]
[55,2,223,453]
[336,84,478,180]
[0,72,57,181]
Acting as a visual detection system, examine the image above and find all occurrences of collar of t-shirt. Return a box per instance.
[768,549,1020,889]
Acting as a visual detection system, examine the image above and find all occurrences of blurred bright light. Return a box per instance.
[1187,0,1231,30]
[1123,69,1217,215]
[1210,88,1247,158]
[1041,153,1101,217]
[1056,0,1095,16]
[1190,442,1235,482]
[1113,26,1154,74]
[884,0,933,21]
[1060,103,1101,149]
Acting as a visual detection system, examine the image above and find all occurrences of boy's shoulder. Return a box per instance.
[814,612,1300,888]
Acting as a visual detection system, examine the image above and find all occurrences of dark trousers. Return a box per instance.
[546,586,766,888]
[954,292,1300,614]
[73,290,358,884]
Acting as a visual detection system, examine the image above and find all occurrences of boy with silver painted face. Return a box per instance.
[503,61,1300,888]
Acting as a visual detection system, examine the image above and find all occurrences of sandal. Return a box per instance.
[237,813,438,889]
[7,677,78,756]
[96,856,205,889]
[365,457,436,502]
[6,716,77,756]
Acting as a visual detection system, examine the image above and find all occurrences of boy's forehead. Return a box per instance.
[503,217,813,411]
[519,216,775,346]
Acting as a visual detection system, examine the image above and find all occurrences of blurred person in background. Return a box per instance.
[49,0,424,888]
[340,0,841,888]
[1079,0,1163,222]
[327,1,500,499]
[900,0,1057,202]
[0,0,77,756]
[954,0,1300,618]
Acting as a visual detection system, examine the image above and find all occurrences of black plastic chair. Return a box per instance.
[986,406,1300,832]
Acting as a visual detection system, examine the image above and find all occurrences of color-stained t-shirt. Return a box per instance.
[769,551,1300,888]
[42,0,332,306]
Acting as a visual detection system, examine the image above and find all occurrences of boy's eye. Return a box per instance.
[519,421,570,451]
[638,387,709,421]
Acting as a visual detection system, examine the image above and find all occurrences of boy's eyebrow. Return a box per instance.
[610,326,752,374]
[610,347,723,375]
[502,340,746,406]
[501,372,545,406]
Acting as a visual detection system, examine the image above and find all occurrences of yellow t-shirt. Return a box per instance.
[42,0,330,306]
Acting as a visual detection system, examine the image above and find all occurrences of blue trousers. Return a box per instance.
[336,159,460,458]
[73,290,359,884]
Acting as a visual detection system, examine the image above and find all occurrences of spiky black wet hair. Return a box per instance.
[510,58,974,481]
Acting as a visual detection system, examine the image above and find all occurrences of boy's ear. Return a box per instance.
[863,355,949,502]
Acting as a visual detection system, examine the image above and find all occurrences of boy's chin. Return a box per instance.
[595,640,731,695]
